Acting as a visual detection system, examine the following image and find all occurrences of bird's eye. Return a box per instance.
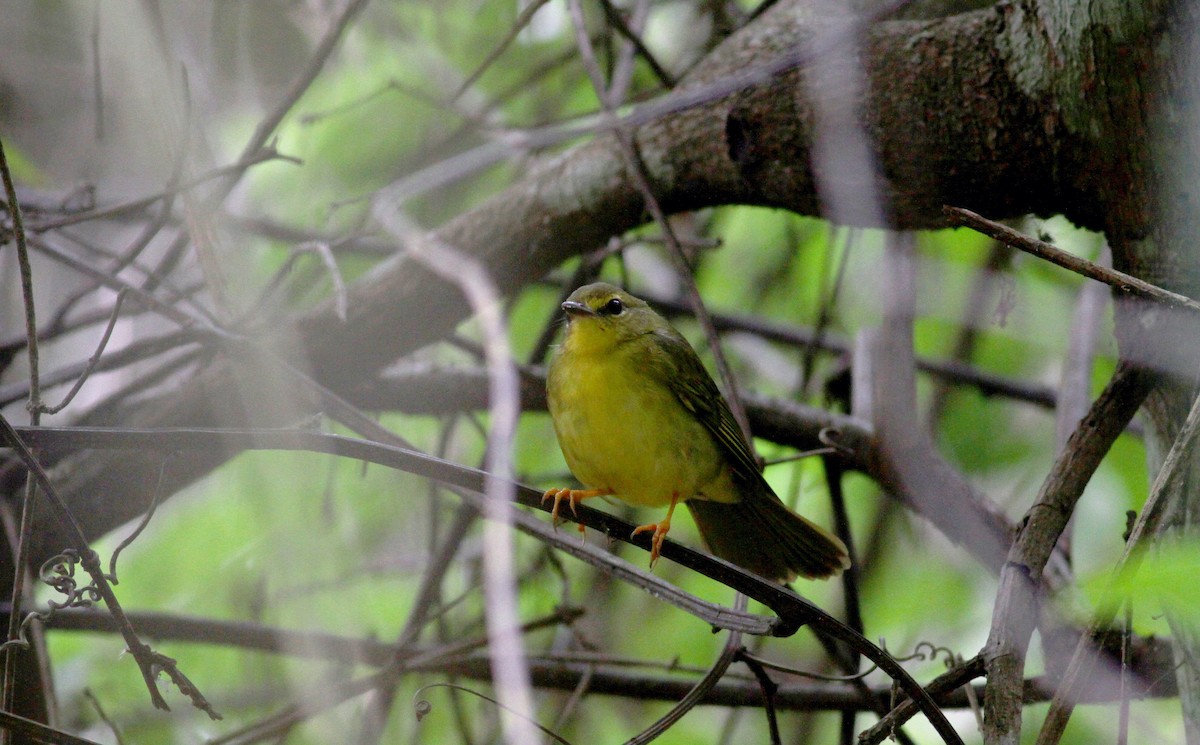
[600,297,624,316]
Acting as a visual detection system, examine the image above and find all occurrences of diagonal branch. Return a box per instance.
[945,206,1200,316]
[981,360,1158,745]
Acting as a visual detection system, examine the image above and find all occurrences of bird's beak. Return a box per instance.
[561,300,595,317]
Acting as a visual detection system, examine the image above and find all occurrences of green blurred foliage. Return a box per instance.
[1083,539,1200,637]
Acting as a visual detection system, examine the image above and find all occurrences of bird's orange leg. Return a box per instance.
[541,487,611,533]
[631,492,681,568]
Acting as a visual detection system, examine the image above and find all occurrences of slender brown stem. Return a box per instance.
[0,132,43,739]
[945,206,1200,315]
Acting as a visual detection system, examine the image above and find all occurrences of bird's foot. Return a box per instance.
[630,492,681,569]
[631,520,672,568]
[541,487,610,533]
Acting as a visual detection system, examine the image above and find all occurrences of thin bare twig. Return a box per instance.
[51,226,213,323]
[413,683,574,745]
[945,206,1200,315]
[236,0,372,172]
[627,594,747,745]
[860,655,986,745]
[1054,246,1109,452]
[642,288,1060,410]
[36,215,168,339]
[452,0,554,101]
[0,140,39,414]
[206,669,392,745]
[355,503,479,744]
[40,290,130,415]
[0,330,205,409]
[30,608,1179,713]
[597,0,676,89]
[27,147,292,233]
[106,455,170,583]
[82,689,125,745]
[1118,531,1134,745]
[925,240,1014,426]
[822,458,861,673]
[25,235,199,329]
[204,609,579,745]
[736,648,782,745]
[604,0,653,104]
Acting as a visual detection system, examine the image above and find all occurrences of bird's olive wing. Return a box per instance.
[647,329,762,480]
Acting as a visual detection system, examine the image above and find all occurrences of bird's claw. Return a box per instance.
[541,487,570,525]
[631,521,670,568]
[631,493,679,570]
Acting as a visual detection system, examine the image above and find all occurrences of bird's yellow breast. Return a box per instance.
[547,327,732,508]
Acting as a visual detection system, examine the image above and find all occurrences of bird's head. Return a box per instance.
[559,283,662,353]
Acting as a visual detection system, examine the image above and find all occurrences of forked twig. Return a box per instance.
[0,417,221,719]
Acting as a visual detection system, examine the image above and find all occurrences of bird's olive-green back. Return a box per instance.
[645,327,764,486]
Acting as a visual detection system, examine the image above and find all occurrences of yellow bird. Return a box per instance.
[544,283,850,582]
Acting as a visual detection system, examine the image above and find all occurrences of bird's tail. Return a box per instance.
[687,489,850,582]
